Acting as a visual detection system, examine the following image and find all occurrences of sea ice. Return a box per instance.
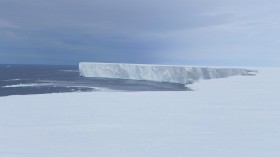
[1,68,279,157]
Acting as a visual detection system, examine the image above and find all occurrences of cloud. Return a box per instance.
[0,19,20,29]
[0,0,280,65]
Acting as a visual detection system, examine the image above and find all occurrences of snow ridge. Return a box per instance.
[79,62,255,84]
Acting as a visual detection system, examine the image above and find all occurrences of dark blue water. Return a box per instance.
[0,64,189,96]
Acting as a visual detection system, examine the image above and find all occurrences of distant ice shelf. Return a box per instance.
[79,62,256,84]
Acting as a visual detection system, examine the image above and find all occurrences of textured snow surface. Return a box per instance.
[79,62,254,84]
[1,68,280,157]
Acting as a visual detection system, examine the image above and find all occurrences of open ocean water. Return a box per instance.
[0,64,189,97]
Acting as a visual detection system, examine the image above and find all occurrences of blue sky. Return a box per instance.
[1,0,280,66]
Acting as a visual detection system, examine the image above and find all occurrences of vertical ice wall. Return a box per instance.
[79,62,254,84]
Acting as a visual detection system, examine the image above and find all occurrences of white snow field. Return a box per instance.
[79,62,254,84]
[1,68,280,157]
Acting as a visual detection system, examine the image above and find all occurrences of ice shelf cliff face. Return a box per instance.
[79,62,255,84]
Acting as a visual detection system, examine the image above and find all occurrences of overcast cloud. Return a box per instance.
[1,0,280,66]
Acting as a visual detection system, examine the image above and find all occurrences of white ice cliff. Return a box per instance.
[79,62,255,84]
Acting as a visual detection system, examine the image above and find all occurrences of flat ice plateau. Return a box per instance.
[79,62,254,84]
[1,68,280,157]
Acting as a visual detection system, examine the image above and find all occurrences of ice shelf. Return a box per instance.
[79,62,256,84]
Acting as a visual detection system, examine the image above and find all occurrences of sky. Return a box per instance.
[1,0,280,66]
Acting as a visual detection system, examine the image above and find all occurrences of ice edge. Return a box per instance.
[79,62,257,84]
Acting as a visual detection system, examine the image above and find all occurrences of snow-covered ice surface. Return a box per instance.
[1,68,280,157]
[79,62,255,84]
